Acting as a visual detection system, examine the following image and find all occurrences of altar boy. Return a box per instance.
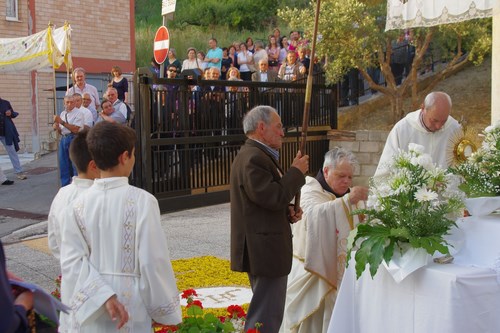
[60,121,181,332]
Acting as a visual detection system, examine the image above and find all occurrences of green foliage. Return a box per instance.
[174,305,235,332]
[279,0,386,82]
[279,0,492,84]
[134,0,301,68]
[173,0,278,31]
[278,0,492,121]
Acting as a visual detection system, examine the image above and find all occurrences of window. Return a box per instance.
[6,0,19,21]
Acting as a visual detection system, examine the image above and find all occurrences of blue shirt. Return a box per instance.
[206,47,223,70]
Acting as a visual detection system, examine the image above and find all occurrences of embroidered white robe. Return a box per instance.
[375,109,461,177]
[48,176,94,332]
[280,176,363,333]
[60,177,181,332]
[48,177,94,261]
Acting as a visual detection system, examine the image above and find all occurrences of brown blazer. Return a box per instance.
[230,139,305,277]
[251,70,278,83]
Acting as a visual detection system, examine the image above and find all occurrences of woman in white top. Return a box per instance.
[181,47,200,71]
[236,43,254,81]
[197,51,208,71]
[278,37,290,66]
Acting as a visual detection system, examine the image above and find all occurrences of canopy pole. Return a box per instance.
[294,0,321,212]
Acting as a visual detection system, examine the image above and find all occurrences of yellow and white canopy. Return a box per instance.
[0,23,71,73]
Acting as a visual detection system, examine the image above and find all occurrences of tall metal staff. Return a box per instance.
[295,0,322,211]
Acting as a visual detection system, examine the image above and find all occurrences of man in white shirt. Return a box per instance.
[375,91,461,177]
[105,87,128,120]
[252,41,268,69]
[72,93,94,128]
[53,95,85,186]
[66,67,100,111]
[82,92,98,123]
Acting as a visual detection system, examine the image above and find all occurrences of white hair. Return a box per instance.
[243,105,277,134]
[323,147,358,170]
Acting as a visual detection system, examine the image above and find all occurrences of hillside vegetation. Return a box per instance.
[134,0,308,67]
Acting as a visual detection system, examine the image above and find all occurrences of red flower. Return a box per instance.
[181,289,198,299]
[246,329,260,333]
[227,304,246,318]
[186,299,203,309]
[218,316,227,323]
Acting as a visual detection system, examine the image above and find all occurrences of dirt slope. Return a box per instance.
[339,57,492,132]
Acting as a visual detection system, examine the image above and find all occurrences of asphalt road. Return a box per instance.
[0,151,59,239]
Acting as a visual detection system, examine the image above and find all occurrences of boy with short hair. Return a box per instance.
[48,130,99,260]
[60,121,181,332]
[48,130,100,332]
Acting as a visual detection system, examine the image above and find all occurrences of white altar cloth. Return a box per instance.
[327,215,500,333]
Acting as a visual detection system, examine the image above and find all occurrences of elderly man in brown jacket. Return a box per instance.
[230,105,309,333]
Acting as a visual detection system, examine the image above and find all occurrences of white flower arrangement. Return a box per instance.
[348,143,465,279]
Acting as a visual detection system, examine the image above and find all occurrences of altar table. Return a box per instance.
[327,215,500,333]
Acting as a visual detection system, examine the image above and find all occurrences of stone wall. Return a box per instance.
[327,129,389,186]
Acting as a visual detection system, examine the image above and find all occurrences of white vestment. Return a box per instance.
[280,176,363,333]
[48,177,94,331]
[48,176,94,261]
[60,177,181,332]
[375,109,461,177]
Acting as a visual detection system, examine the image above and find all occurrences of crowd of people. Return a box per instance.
[149,28,427,109]
[52,67,132,186]
[150,28,318,85]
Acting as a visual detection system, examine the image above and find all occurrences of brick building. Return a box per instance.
[0,0,135,154]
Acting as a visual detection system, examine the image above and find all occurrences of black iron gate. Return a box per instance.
[132,69,337,212]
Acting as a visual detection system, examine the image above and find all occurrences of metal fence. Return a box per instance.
[132,70,337,212]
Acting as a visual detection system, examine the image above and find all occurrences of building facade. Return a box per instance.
[0,0,135,154]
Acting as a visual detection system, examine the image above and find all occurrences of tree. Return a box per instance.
[279,0,491,123]
[172,0,279,31]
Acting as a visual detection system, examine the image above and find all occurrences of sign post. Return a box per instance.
[162,0,177,17]
[157,1,176,78]
[153,25,170,66]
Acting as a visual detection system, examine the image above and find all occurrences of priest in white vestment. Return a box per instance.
[60,122,181,332]
[280,147,368,333]
[375,91,461,177]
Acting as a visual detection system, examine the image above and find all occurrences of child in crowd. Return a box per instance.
[60,121,181,332]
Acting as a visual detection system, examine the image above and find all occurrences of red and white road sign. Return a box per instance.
[153,26,170,64]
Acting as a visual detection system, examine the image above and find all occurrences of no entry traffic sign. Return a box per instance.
[154,26,170,64]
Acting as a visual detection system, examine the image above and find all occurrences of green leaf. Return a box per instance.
[409,236,449,255]
[347,227,359,252]
[187,305,204,317]
[354,235,388,279]
[368,237,386,277]
[188,326,201,333]
[383,239,396,263]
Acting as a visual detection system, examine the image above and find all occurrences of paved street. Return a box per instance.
[0,151,231,292]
